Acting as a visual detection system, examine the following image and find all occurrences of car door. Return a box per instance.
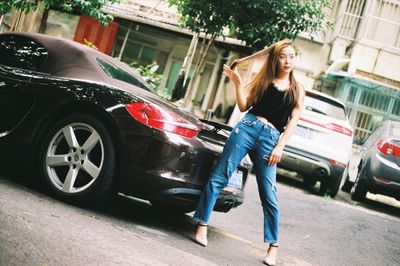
[0,34,48,136]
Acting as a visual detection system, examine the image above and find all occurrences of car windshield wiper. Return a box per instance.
[200,119,232,133]
[305,106,327,116]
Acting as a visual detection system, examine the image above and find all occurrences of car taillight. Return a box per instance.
[330,159,347,169]
[300,117,353,136]
[325,123,353,136]
[376,139,400,157]
[125,102,200,138]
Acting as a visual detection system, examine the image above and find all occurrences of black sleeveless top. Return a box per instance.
[248,83,295,133]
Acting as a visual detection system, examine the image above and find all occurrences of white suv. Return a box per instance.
[278,90,353,197]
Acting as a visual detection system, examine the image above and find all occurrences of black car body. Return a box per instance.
[351,120,400,201]
[0,32,249,212]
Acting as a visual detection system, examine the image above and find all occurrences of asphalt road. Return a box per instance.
[1,168,399,266]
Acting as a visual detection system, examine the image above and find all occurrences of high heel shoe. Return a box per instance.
[194,223,208,247]
[264,243,278,266]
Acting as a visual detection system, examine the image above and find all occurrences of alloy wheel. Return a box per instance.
[45,122,104,193]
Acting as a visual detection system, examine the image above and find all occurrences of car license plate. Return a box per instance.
[228,169,243,189]
[295,126,315,139]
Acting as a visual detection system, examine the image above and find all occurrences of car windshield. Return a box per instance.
[96,57,155,92]
[303,94,346,120]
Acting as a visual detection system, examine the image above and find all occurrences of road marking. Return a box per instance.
[210,227,314,266]
[211,228,255,246]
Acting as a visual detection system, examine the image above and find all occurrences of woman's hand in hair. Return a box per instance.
[229,59,239,69]
[223,64,248,112]
[223,64,242,88]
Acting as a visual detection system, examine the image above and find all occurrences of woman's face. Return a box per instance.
[277,45,296,74]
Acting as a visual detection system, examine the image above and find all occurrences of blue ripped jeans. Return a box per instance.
[194,113,280,243]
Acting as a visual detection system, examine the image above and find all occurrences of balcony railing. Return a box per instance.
[331,0,400,50]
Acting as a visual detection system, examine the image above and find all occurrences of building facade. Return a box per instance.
[1,0,399,139]
[304,0,400,140]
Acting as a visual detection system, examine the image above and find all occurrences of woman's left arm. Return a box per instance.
[268,85,305,166]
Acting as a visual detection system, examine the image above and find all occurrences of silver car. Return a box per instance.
[351,120,400,201]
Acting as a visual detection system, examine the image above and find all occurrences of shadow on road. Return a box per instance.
[276,172,322,196]
[276,170,400,219]
[0,166,196,239]
[1,164,398,239]
[99,193,195,233]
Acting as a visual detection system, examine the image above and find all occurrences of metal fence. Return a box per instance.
[343,82,400,140]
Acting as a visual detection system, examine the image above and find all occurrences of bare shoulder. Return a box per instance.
[296,83,306,97]
[295,83,305,107]
[296,82,305,91]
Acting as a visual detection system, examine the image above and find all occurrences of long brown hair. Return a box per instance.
[233,39,300,109]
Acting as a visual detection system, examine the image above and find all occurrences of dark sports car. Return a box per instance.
[0,32,249,212]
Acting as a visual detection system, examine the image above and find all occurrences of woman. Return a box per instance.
[193,39,305,266]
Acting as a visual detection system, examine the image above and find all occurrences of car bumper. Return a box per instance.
[278,146,345,180]
[367,153,400,199]
[150,187,244,212]
[116,115,249,212]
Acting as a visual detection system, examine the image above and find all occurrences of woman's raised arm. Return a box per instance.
[223,64,248,112]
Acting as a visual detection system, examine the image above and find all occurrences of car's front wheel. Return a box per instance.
[38,114,116,205]
[303,176,317,188]
[350,166,367,201]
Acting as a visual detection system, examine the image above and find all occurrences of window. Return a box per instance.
[96,57,154,92]
[346,85,357,103]
[0,35,48,71]
[338,0,365,40]
[304,93,347,120]
[392,98,400,116]
[364,0,400,48]
[141,47,154,62]
[117,40,168,74]
[358,90,390,112]
[122,42,155,66]
[122,42,141,62]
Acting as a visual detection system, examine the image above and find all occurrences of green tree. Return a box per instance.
[168,0,331,108]
[169,0,233,107]
[231,0,331,50]
[0,1,12,15]
[0,0,119,32]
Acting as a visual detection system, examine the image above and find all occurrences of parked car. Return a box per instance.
[348,120,400,201]
[0,32,250,212]
[278,90,353,197]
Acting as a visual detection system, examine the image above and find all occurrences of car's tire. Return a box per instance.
[38,113,116,206]
[303,176,317,188]
[327,175,342,198]
[319,175,341,198]
[150,200,195,214]
[319,180,328,195]
[341,171,353,192]
[350,166,367,201]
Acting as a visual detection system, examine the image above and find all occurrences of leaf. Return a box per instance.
[2,0,119,25]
